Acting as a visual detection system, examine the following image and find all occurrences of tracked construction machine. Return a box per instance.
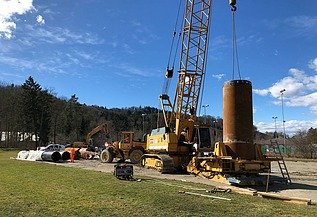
[141,0,271,185]
[187,80,271,185]
[141,0,215,173]
[73,123,108,148]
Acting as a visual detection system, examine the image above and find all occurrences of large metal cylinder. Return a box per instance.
[223,80,255,160]
[61,151,70,161]
[41,151,62,162]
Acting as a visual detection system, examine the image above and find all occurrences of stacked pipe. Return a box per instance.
[41,151,62,162]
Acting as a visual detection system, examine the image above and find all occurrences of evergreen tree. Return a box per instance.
[21,76,52,147]
[64,94,83,141]
[38,90,53,145]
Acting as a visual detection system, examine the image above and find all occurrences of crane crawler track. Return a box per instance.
[141,154,176,174]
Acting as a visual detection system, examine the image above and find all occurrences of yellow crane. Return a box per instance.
[141,0,215,173]
[141,0,272,185]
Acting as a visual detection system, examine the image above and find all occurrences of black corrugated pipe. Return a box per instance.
[41,151,62,162]
[61,151,70,160]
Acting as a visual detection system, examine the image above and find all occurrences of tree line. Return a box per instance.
[0,76,316,158]
[0,76,160,149]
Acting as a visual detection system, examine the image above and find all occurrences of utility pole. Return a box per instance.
[272,116,277,138]
[142,114,146,134]
[202,104,209,125]
[280,89,286,146]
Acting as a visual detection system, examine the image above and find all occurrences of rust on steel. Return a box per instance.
[223,80,255,160]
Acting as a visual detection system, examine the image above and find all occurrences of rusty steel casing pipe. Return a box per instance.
[223,80,255,160]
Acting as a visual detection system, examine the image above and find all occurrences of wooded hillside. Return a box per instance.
[0,76,161,149]
[0,76,218,149]
[1,76,316,158]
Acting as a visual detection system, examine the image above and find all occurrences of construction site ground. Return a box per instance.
[57,157,317,203]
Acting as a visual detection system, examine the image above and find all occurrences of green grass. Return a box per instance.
[0,150,316,217]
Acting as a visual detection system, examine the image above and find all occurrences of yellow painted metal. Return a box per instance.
[85,123,108,145]
[213,141,227,157]
[146,132,178,152]
[110,132,146,161]
[187,137,271,184]
[187,152,271,184]
[143,0,213,173]
[73,123,108,147]
[255,144,265,160]
[142,157,162,170]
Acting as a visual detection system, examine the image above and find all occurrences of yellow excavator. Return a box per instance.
[73,123,108,148]
[66,123,108,159]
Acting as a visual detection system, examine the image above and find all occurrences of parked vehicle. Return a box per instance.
[37,144,65,152]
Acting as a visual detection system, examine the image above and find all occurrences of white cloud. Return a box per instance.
[253,89,269,96]
[254,59,317,114]
[111,63,160,78]
[288,92,317,108]
[36,15,45,25]
[122,43,135,55]
[115,63,147,77]
[309,58,317,71]
[24,25,104,45]
[0,56,34,69]
[0,0,34,39]
[236,34,263,46]
[0,53,80,76]
[265,16,317,38]
[255,119,317,136]
[212,73,225,80]
[286,16,317,33]
[75,51,95,60]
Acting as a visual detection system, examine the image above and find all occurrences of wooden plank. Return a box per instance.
[258,192,312,205]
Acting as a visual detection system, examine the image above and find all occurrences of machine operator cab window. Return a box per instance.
[123,132,131,143]
[193,127,213,154]
[121,132,133,150]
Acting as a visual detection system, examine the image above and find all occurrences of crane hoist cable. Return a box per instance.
[166,0,182,70]
[231,2,242,80]
[158,0,183,128]
[199,1,237,117]
[162,0,183,95]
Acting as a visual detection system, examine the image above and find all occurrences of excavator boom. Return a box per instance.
[85,123,108,145]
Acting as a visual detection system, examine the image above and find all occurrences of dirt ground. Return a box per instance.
[56,158,317,203]
[268,160,317,201]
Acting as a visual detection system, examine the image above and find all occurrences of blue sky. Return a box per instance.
[0,0,316,135]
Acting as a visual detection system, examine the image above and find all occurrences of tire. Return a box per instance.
[129,149,144,164]
[100,149,114,163]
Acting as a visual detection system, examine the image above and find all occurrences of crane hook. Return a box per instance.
[229,0,237,11]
